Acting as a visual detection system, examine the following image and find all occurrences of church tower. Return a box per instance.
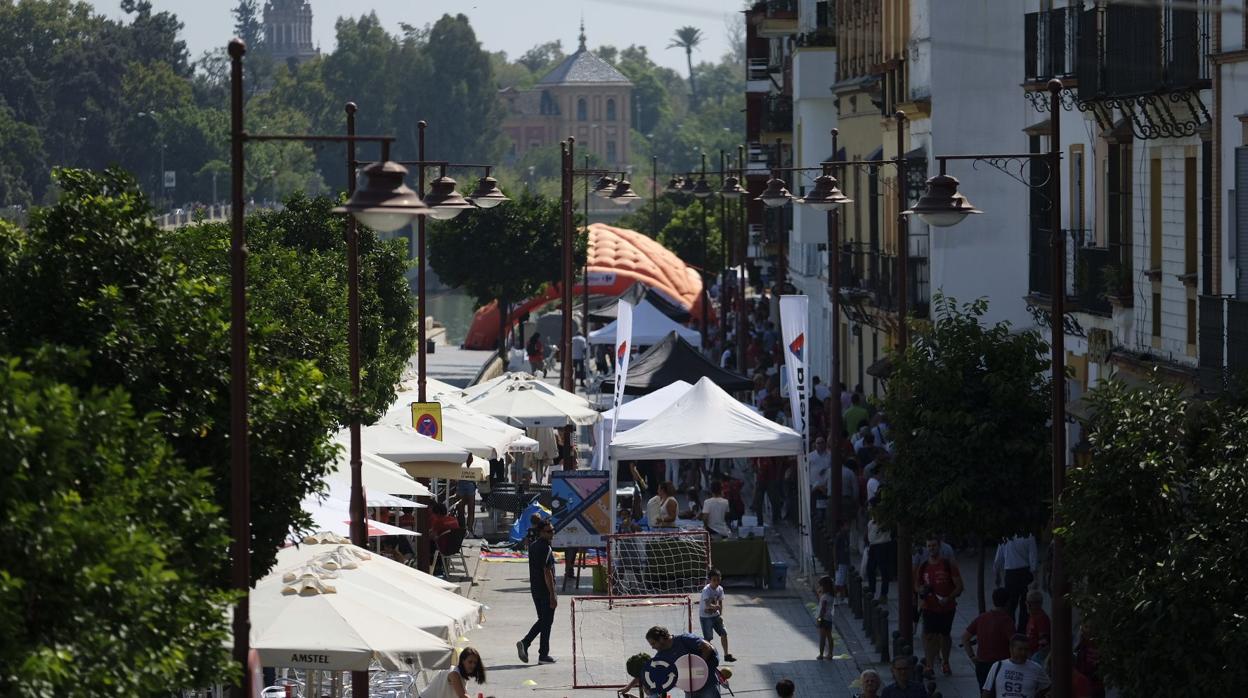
[263,0,318,65]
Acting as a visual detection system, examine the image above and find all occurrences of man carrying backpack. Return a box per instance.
[914,535,964,678]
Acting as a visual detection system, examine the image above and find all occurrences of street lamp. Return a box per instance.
[607,177,641,205]
[666,176,685,194]
[900,78,1071,698]
[335,160,428,231]
[467,170,510,209]
[422,170,473,220]
[903,173,982,227]
[757,174,793,208]
[228,42,426,698]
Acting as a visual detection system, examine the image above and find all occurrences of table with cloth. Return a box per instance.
[711,538,771,588]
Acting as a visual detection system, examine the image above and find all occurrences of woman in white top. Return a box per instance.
[419,647,486,698]
[645,481,679,528]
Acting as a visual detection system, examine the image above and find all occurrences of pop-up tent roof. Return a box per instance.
[599,331,752,396]
[609,377,803,460]
[590,380,694,469]
[587,299,702,347]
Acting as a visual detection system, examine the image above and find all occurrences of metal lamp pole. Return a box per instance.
[737,145,748,375]
[584,154,592,351]
[561,139,575,393]
[229,39,419,698]
[652,155,659,235]
[700,152,710,349]
[892,110,915,649]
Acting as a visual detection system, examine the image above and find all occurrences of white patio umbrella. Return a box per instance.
[274,537,457,593]
[339,424,469,465]
[323,448,431,498]
[466,382,601,428]
[457,372,535,401]
[250,573,453,671]
[262,543,482,641]
[301,495,419,539]
[380,401,519,460]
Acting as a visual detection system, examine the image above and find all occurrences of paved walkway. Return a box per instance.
[454,531,863,697]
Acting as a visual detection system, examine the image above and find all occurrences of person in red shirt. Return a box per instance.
[428,501,461,574]
[914,535,964,677]
[961,587,1016,687]
[1025,589,1051,658]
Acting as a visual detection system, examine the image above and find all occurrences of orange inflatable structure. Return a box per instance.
[463,223,714,349]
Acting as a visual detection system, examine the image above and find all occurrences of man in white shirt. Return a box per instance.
[700,480,731,539]
[812,376,831,402]
[570,332,588,387]
[981,634,1051,698]
[806,437,831,531]
[994,534,1040,629]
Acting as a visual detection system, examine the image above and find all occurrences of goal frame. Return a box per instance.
[604,529,713,598]
[570,594,694,689]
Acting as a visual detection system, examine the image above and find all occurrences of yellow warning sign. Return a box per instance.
[409,402,443,441]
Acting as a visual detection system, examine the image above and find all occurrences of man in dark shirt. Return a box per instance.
[518,521,558,664]
[619,626,721,697]
[881,657,928,698]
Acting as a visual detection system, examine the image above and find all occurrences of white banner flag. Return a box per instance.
[779,295,809,441]
[608,299,634,444]
[779,294,812,574]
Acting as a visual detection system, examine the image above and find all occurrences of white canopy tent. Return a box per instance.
[587,299,702,348]
[589,380,693,469]
[606,377,803,532]
[609,377,803,460]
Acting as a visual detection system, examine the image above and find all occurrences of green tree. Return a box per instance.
[428,191,583,357]
[412,14,505,165]
[517,40,565,74]
[0,355,235,696]
[667,26,704,107]
[0,169,415,583]
[1059,378,1248,696]
[656,197,724,272]
[875,296,1051,606]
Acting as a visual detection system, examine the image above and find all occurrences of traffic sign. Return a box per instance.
[409,402,443,441]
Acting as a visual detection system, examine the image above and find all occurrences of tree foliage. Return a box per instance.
[0,356,235,696]
[0,168,415,587]
[876,296,1051,544]
[656,196,725,272]
[1059,378,1248,696]
[427,190,584,312]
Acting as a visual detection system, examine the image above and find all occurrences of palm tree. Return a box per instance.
[668,26,703,108]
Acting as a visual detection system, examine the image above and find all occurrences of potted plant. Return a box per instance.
[1100,264,1131,308]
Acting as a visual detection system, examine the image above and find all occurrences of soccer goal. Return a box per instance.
[605,530,712,597]
[570,595,694,689]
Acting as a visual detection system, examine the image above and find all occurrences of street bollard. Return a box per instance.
[862,597,874,633]
[855,583,869,619]
[877,607,891,662]
[847,576,860,614]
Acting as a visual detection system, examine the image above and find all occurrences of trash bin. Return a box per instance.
[769,561,788,590]
[425,339,436,354]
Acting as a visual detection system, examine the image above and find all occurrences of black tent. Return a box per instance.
[600,331,753,396]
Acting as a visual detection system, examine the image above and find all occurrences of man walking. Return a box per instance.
[962,588,1015,687]
[571,331,588,387]
[807,436,831,532]
[880,657,927,698]
[981,635,1051,698]
[915,535,964,677]
[518,521,558,664]
[994,534,1039,630]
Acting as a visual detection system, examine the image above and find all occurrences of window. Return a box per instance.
[1187,297,1197,350]
[1185,155,1197,275]
[1150,157,1162,271]
[606,98,617,121]
[606,140,617,163]
[1152,291,1162,342]
[577,98,588,121]
[1070,145,1085,230]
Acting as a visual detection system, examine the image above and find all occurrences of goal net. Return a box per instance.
[606,530,712,597]
[571,595,693,689]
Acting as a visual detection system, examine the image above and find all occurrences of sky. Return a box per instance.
[91,0,743,74]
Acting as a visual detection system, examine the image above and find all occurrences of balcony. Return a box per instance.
[761,96,793,134]
[1197,296,1248,393]
[752,0,798,37]
[840,243,930,318]
[1076,2,1210,101]
[1024,7,1079,83]
[1028,228,1124,318]
[747,58,772,92]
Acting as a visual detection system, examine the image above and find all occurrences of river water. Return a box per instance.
[424,289,478,346]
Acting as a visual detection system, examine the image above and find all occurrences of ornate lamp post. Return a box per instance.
[900,78,1070,698]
